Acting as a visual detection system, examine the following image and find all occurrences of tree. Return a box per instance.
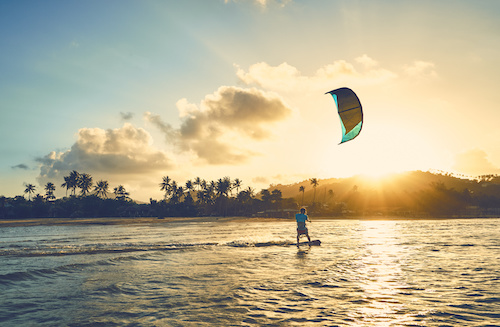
[310,178,319,206]
[68,170,80,196]
[270,189,283,210]
[299,185,306,206]
[61,176,71,196]
[327,189,335,203]
[198,180,215,206]
[193,177,203,192]
[160,176,172,200]
[94,180,109,198]
[185,180,194,195]
[237,186,255,204]
[216,177,231,199]
[233,178,242,196]
[44,182,56,201]
[216,177,232,216]
[78,173,93,196]
[24,183,36,201]
[170,184,184,205]
[114,185,130,201]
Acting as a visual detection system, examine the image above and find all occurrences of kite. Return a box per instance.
[326,87,363,144]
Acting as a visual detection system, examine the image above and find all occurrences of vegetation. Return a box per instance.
[1,171,499,220]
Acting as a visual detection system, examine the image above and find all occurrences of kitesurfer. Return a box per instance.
[296,207,311,246]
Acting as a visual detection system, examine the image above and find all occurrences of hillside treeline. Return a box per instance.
[1,171,499,219]
[274,171,500,217]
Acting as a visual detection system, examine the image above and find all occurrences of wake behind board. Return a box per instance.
[296,239,321,246]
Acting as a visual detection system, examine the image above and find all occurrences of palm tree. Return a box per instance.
[44,182,56,201]
[193,177,203,192]
[94,180,109,198]
[237,186,255,203]
[185,180,194,195]
[170,184,184,204]
[197,180,212,205]
[61,176,71,196]
[68,170,80,196]
[310,178,319,206]
[299,185,306,206]
[216,177,231,216]
[78,173,93,196]
[160,176,172,200]
[327,189,335,203]
[114,185,130,201]
[24,183,36,201]
[216,177,231,199]
[233,178,242,196]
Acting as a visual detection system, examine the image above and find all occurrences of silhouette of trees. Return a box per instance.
[160,176,172,200]
[24,183,36,201]
[3,170,500,219]
[94,180,110,198]
[233,178,242,196]
[61,176,71,196]
[310,178,319,209]
[114,185,130,201]
[78,173,93,196]
[44,182,56,201]
[299,186,305,207]
[68,170,80,196]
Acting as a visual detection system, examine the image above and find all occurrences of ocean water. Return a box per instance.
[0,218,498,327]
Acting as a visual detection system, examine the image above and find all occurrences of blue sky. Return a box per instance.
[2,0,500,201]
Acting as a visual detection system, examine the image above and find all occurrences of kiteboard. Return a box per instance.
[296,239,321,246]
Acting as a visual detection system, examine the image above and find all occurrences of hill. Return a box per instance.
[269,171,500,217]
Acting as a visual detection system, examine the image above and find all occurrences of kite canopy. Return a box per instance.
[326,87,363,144]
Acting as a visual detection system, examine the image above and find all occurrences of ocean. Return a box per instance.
[0,218,498,326]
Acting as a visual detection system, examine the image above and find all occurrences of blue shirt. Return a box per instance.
[295,213,308,230]
[295,213,308,223]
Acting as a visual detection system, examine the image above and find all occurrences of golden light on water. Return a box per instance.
[354,221,412,326]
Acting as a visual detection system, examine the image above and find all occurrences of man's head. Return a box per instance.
[300,207,306,214]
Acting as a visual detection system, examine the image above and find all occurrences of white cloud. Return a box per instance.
[453,149,500,176]
[236,56,398,92]
[147,86,292,165]
[36,123,173,182]
[355,54,379,68]
[404,60,438,78]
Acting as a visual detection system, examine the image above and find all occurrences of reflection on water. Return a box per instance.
[0,218,498,326]
[354,221,409,325]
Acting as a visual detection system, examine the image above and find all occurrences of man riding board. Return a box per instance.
[295,207,311,246]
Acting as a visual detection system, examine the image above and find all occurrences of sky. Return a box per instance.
[1,0,500,201]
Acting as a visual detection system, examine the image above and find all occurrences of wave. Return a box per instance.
[0,239,320,258]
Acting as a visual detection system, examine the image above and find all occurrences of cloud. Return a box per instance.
[235,56,397,92]
[120,111,134,121]
[404,60,438,78]
[36,123,173,182]
[144,112,178,142]
[355,54,379,68]
[236,62,304,91]
[12,164,29,170]
[224,0,291,8]
[453,149,500,176]
[147,86,292,165]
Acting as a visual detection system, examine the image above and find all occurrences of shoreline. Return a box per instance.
[0,216,497,227]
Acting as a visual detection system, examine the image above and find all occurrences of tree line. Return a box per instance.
[1,171,499,219]
[0,171,299,219]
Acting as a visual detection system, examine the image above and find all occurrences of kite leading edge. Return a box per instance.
[326,87,363,144]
